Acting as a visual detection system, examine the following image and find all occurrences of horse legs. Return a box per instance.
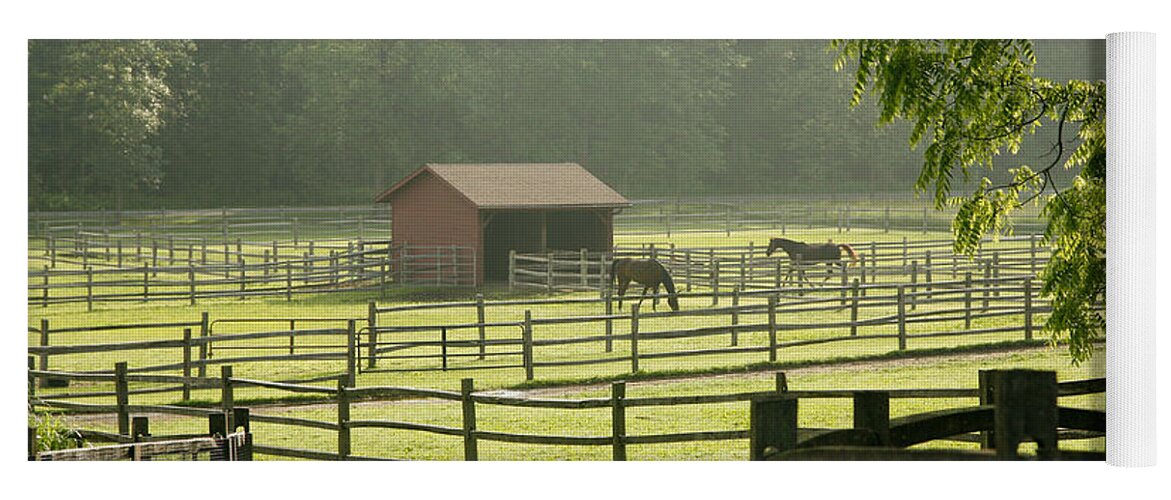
[651,284,661,310]
[616,277,631,310]
[636,285,652,310]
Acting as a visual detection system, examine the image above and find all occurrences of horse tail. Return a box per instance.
[654,260,680,311]
[839,244,859,267]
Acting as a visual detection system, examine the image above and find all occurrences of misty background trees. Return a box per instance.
[27,39,1103,211]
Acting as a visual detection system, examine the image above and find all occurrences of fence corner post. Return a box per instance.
[346,320,357,386]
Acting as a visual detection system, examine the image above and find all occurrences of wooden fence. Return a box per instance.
[29,205,391,242]
[614,198,1049,236]
[28,364,1102,461]
[510,235,1049,294]
[367,275,1052,381]
[30,411,253,461]
[28,243,474,308]
[750,369,1105,461]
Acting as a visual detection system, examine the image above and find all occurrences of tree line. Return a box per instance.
[27,39,1102,211]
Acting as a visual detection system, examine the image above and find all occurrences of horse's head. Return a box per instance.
[667,295,680,312]
[766,238,779,256]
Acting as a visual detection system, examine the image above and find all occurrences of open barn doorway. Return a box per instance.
[481,210,610,282]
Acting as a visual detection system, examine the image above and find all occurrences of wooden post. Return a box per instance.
[85,267,93,312]
[991,370,1059,460]
[1024,278,1034,341]
[461,378,478,461]
[1030,234,1039,275]
[840,263,848,306]
[775,372,788,392]
[199,312,210,377]
[774,259,782,289]
[977,370,995,450]
[767,295,778,362]
[441,327,449,371]
[603,289,615,352]
[685,252,693,292]
[28,356,36,401]
[522,310,534,381]
[338,377,351,460]
[992,251,1001,297]
[142,264,150,302]
[49,236,56,268]
[869,242,878,285]
[346,320,357,387]
[289,320,296,355]
[38,319,50,387]
[476,294,487,360]
[630,304,641,373]
[115,362,129,436]
[749,395,797,460]
[611,381,627,461]
[182,328,192,401]
[738,253,747,291]
[924,250,933,299]
[580,248,589,288]
[708,249,717,300]
[507,249,516,290]
[188,265,196,306]
[285,263,293,302]
[896,285,907,350]
[964,272,973,329]
[367,302,378,369]
[41,266,49,307]
[730,288,740,346]
[850,279,860,337]
[545,252,554,293]
[983,259,992,310]
[909,260,918,311]
[901,237,908,268]
[221,366,235,435]
[853,391,891,446]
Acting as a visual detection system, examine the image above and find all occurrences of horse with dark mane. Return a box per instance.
[610,258,680,311]
[766,238,859,286]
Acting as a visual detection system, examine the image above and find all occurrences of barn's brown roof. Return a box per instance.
[374,163,631,209]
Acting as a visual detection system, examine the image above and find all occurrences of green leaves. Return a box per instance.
[835,39,1106,363]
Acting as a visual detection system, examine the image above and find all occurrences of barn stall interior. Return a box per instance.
[374,163,630,285]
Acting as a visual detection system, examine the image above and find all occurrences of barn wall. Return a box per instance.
[388,172,482,284]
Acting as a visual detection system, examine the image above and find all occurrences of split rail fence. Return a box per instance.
[28,363,1102,461]
[28,243,475,308]
[510,235,1049,294]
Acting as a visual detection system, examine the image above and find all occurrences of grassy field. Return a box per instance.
[29,223,1101,459]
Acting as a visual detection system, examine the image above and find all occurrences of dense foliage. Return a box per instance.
[28,40,1099,210]
[834,40,1105,362]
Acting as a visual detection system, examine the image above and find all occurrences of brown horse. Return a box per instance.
[765,238,859,286]
[610,258,680,311]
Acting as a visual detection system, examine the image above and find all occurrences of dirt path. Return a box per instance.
[59,344,1056,427]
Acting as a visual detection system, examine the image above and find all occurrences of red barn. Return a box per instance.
[374,163,630,286]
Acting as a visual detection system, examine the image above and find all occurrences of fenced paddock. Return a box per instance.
[28,363,1102,461]
[28,242,476,308]
[29,274,1055,390]
[511,234,1049,293]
